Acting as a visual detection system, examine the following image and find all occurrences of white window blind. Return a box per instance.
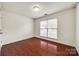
[40,18,57,39]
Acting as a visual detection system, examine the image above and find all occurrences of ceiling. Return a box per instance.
[0,2,76,19]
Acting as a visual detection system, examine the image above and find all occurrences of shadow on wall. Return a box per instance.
[0,11,34,45]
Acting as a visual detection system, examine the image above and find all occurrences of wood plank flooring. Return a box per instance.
[1,37,79,56]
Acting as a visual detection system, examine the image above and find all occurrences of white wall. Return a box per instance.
[0,11,34,45]
[35,8,76,46]
[0,12,1,30]
[76,3,79,53]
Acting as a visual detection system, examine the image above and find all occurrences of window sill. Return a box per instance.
[39,35,58,40]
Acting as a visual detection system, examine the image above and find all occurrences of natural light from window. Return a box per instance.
[40,18,57,39]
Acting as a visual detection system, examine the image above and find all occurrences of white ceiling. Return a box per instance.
[0,2,76,18]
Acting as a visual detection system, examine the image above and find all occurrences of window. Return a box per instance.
[40,18,57,39]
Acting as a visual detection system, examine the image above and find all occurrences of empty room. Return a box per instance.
[0,2,79,56]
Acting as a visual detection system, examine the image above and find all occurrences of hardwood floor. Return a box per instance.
[1,37,79,56]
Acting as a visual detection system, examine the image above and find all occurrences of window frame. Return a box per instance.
[40,18,58,39]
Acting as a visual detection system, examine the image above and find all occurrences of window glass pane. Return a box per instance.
[40,29,47,37]
[40,20,48,28]
[48,29,57,39]
[40,18,58,39]
[48,19,57,28]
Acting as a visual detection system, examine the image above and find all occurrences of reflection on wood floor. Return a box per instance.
[1,37,79,56]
